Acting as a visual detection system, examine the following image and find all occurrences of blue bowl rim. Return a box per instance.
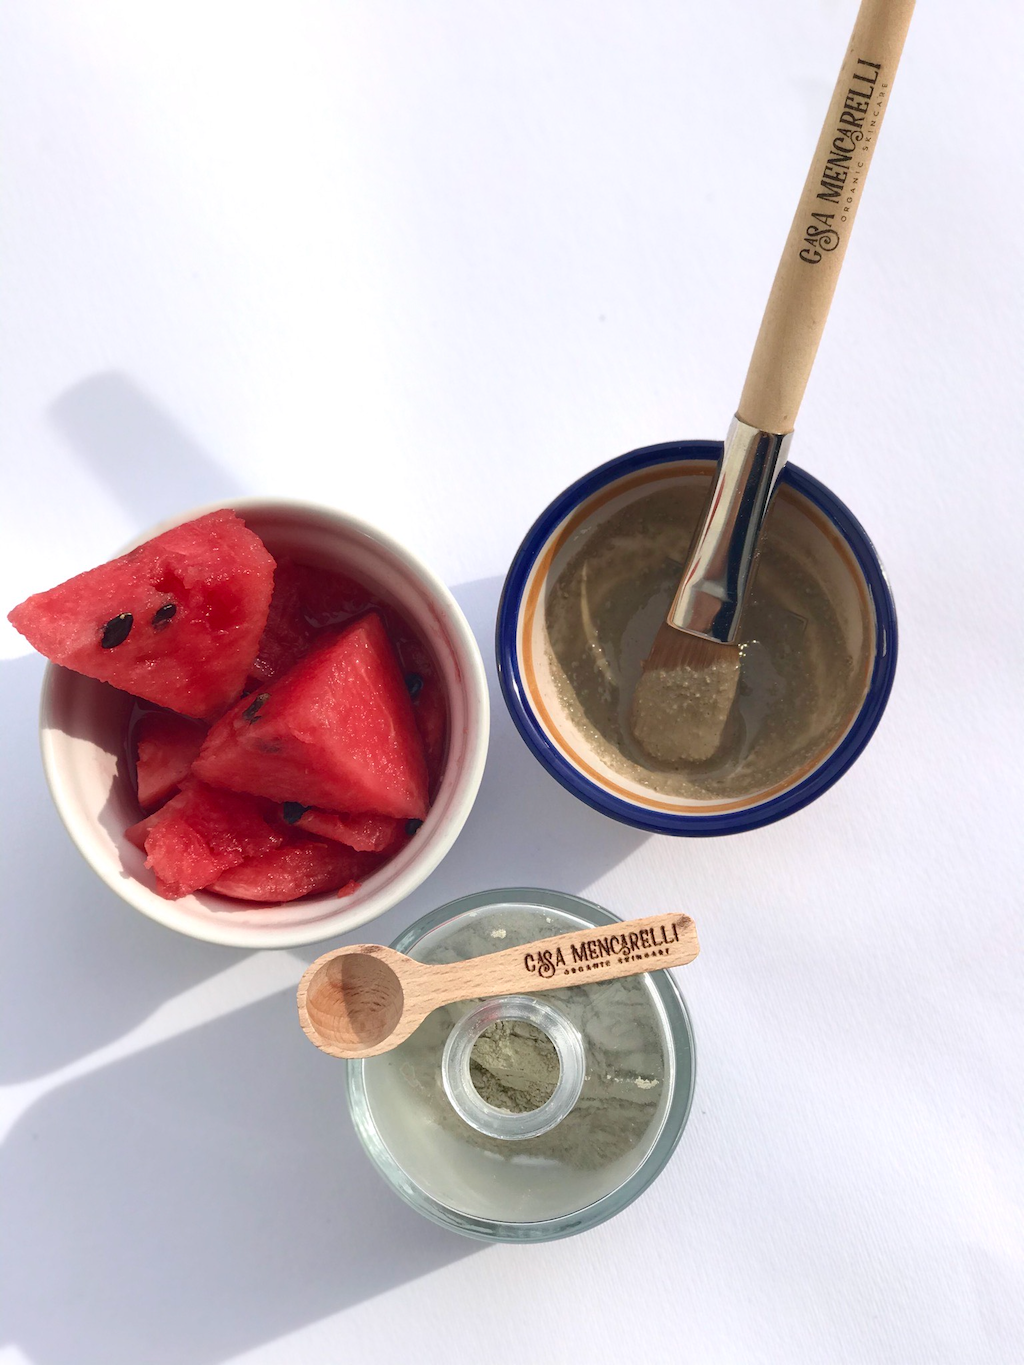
[495,440,898,836]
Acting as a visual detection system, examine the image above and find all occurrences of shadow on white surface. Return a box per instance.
[0,376,251,1079]
[0,573,648,1360]
[0,990,480,1365]
[2,389,650,1362]
[0,653,251,1083]
[50,373,241,523]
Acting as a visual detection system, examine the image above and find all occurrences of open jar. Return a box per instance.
[347,888,696,1242]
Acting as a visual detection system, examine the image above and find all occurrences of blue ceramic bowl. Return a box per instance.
[496,441,897,836]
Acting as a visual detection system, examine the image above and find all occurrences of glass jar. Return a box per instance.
[347,888,696,1242]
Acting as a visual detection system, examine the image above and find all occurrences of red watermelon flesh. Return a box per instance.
[284,806,403,853]
[393,632,448,792]
[250,561,448,788]
[417,679,447,791]
[8,510,275,721]
[193,612,429,819]
[141,779,284,899]
[412,674,447,790]
[249,560,317,684]
[209,834,378,903]
[251,559,372,683]
[134,711,208,810]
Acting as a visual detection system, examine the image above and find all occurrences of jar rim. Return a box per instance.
[440,995,586,1140]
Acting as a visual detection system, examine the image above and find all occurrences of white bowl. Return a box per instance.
[39,498,489,948]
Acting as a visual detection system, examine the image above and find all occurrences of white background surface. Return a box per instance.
[1,2,1021,1362]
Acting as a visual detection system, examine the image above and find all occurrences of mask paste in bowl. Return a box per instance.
[497,442,896,834]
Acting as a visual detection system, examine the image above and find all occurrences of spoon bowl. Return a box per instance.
[299,945,426,1058]
[302,949,408,1053]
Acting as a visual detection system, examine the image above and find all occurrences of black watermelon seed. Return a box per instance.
[405,673,423,699]
[101,613,133,648]
[282,802,309,825]
[242,692,271,722]
[151,602,177,630]
[405,819,423,837]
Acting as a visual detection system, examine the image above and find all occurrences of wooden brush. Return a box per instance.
[630,0,914,766]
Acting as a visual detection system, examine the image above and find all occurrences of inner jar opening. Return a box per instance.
[442,996,585,1140]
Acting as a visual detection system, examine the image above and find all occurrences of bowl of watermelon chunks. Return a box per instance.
[10,500,489,947]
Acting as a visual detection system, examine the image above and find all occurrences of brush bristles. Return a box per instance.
[630,625,742,765]
[643,624,739,675]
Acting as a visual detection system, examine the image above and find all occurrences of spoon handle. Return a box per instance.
[424,912,699,1005]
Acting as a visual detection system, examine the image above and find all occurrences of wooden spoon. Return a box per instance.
[297,911,699,1059]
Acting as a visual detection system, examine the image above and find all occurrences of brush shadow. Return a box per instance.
[0,654,248,1083]
[49,372,242,523]
[0,990,479,1365]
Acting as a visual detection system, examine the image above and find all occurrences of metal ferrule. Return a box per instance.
[668,417,792,644]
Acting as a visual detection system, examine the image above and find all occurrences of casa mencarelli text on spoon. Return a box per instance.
[523,921,684,979]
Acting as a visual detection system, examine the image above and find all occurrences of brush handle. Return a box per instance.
[738,0,915,435]
[423,913,699,1004]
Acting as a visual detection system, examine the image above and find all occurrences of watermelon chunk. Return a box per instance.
[250,560,317,683]
[209,834,378,903]
[250,560,448,785]
[252,559,371,683]
[193,612,429,819]
[141,779,283,899]
[393,634,447,791]
[281,805,403,853]
[413,674,447,789]
[134,711,208,809]
[9,510,275,720]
